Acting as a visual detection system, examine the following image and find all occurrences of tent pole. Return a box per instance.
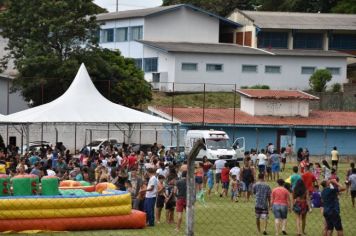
[74,123,77,154]
[127,124,132,144]
[21,126,24,155]
[26,124,29,154]
[176,125,180,150]
[107,123,110,141]
[139,124,142,145]
[41,123,44,142]
[55,127,58,145]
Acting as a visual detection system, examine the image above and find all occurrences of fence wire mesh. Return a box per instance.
[0,142,355,236]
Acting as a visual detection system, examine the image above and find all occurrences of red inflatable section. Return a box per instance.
[0,210,146,232]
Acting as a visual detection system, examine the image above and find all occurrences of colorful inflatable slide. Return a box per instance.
[0,175,146,232]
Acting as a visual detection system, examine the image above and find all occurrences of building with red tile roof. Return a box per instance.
[149,106,356,155]
[235,89,319,100]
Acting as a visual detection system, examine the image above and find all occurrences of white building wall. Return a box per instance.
[240,96,255,115]
[168,53,347,91]
[98,18,145,58]
[252,99,309,117]
[144,7,220,43]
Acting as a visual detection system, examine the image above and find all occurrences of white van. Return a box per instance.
[184,130,245,162]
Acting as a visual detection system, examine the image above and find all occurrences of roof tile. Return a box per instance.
[236,89,319,100]
[156,107,356,127]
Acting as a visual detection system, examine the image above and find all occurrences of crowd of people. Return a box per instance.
[202,144,354,236]
[0,141,355,235]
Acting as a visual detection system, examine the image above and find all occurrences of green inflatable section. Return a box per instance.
[12,176,39,196]
[59,189,98,196]
[79,181,91,186]
[41,177,59,196]
[0,175,10,196]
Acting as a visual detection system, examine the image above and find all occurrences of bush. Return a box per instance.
[331,83,342,92]
[309,69,332,92]
[240,85,270,89]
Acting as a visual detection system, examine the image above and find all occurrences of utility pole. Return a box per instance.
[116,0,118,12]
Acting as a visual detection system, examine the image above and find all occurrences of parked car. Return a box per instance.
[84,138,118,151]
[19,141,51,154]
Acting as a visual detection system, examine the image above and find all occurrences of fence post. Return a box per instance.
[202,83,206,126]
[186,139,205,236]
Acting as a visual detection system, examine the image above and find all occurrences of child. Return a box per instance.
[346,162,355,194]
[329,168,339,182]
[311,185,321,208]
[207,165,214,198]
[220,163,230,197]
[300,158,308,174]
[165,177,176,224]
[230,175,239,202]
[155,175,166,224]
[313,163,322,180]
[137,179,148,212]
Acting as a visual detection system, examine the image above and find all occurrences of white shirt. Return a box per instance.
[229,167,240,180]
[156,168,168,177]
[214,159,226,174]
[145,175,158,198]
[257,153,267,165]
[116,155,122,166]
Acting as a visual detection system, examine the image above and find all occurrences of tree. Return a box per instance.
[332,0,356,13]
[309,69,332,92]
[257,0,339,12]
[0,0,152,108]
[162,0,254,16]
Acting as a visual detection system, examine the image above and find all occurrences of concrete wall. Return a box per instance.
[165,53,347,91]
[184,124,356,155]
[0,78,28,115]
[252,99,309,117]
[0,123,186,152]
[240,96,255,115]
[145,7,219,43]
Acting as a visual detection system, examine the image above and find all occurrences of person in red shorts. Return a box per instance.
[220,162,230,197]
[174,171,187,232]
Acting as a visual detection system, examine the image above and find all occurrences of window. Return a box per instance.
[206,64,223,72]
[144,57,158,72]
[265,65,281,74]
[301,66,316,75]
[257,32,288,48]
[293,33,323,49]
[242,65,258,73]
[133,58,142,69]
[295,130,307,138]
[115,27,128,42]
[329,34,356,50]
[100,28,114,43]
[326,67,340,75]
[181,63,197,71]
[130,26,143,41]
[152,73,160,82]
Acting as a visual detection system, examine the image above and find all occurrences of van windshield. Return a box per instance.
[206,139,231,150]
[87,141,102,147]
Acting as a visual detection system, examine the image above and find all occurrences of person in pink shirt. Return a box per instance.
[271,179,291,235]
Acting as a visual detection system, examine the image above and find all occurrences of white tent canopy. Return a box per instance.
[1,64,174,124]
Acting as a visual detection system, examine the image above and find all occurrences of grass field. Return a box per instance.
[8,163,356,236]
[148,92,240,108]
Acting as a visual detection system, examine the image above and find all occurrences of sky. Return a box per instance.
[94,0,163,12]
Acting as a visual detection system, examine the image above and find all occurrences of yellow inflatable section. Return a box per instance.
[0,205,131,219]
[0,193,131,210]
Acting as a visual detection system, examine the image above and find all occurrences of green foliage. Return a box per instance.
[240,85,270,89]
[332,0,356,13]
[331,83,342,92]
[162,0,254,16]
[309,69,332,92]
[0,0,151,108]
[256,0,338,12]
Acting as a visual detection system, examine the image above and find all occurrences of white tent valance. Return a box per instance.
[0,64,175,124]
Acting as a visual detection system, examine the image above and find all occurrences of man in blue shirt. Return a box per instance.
[321,179,345,236]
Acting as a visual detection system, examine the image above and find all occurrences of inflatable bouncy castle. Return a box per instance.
[0,175,146,232]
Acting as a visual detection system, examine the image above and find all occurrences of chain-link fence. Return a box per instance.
[0,138,355,236]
